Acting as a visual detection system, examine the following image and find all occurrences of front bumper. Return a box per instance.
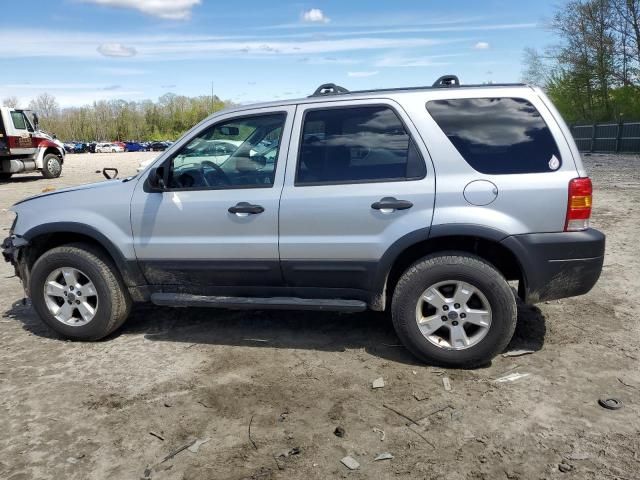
[501,229,605,304]
[2,235,30,294]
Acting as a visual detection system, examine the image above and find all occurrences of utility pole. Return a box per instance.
[211,81,214,112]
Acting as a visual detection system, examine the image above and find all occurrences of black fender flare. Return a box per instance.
[370,224,523,306]
[21,222,145,286]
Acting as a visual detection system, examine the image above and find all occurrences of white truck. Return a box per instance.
[0,107,65,180]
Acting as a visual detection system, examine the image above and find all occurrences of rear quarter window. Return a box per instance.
[426,97,561,174]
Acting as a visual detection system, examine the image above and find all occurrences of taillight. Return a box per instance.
[565,177,592,231]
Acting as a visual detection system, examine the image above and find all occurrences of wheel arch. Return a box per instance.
[21,222,145,287]
[372,225,526,311]
[34,145,65,168]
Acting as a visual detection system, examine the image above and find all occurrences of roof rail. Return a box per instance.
[310,83,350,97]
[432,75,460,88]
[304,76,525,99]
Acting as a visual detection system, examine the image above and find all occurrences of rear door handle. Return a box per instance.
[228,202,264,215]
[371,197,413,211]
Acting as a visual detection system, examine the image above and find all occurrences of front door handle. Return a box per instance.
[371,197,413,211]
[228,202,264,215]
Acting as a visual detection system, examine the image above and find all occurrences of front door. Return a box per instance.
[278,99,436,295]
[130,106,294,294]
[6,110,36,156]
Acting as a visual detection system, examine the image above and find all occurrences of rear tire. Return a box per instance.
[391,252,517,368]
[29,243,132,340]
[41,153,62,178]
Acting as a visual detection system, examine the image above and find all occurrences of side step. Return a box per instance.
[150,293,367,313]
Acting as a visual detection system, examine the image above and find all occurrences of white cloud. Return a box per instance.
[0,29,458,60]
[347,71,379,78]
[302,8,329,23]
[139,37,451,59]
[82,0,201,20]
[95,67,147,76]
[375,53,465,68]
[300,57,361,65]
[474,41,490,49]
[97,43,137,57]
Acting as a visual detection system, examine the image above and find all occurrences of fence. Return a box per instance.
[570,122,640,153]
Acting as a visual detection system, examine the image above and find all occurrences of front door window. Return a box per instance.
[168,113,286,190]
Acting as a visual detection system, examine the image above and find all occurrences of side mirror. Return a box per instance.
[147,167,166,191]
[32,113,39,130]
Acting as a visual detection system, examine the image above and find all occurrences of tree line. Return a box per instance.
[1,92,233,142]
[523,0,640,123]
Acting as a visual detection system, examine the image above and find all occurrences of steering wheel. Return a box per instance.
[201,160,231,186]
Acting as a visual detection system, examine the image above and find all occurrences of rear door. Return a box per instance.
[278,98,435,294]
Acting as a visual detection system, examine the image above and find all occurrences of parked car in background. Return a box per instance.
[136,139,241,172]
[124,141,147,152]
[95,143,124,153]
[150,141,168,151]
[73,143,88,154]
[113,141,126,150]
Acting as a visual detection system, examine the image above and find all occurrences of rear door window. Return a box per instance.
[426,98,561,174]
[296,105,426,185]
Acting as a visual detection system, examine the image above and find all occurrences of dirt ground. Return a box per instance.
[0,152,638,480]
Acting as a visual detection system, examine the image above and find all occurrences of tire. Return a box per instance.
[391,252,517,368]
[41,153,62,178]
[29,243,132,340]
[0,173,12,181]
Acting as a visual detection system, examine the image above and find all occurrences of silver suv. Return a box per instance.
[2,76,605,367]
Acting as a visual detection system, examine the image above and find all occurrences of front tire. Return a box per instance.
[391,252,517,368]
[29,243,132,340]
[42,153,62,178]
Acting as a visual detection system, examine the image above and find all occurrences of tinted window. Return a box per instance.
[296,106,425,185]
[168,113,285,190]
[426,98,561,174]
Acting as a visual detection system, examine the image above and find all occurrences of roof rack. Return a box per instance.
[432,75,460,88]
[309,76,526,98]
[310,83,350,97]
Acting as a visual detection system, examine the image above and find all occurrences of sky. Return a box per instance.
[0,0,561,108]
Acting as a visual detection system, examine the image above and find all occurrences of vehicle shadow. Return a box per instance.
[0,175,43,185]
[4,298,547,367]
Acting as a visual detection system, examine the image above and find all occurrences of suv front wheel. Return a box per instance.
[29,243,131,340]
[391,252,517,368]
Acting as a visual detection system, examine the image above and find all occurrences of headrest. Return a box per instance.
[235,156,266,172]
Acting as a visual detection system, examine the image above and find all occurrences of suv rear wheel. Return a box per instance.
[391,252,517,368]
[29,243,131,340]
[41,153,62,178]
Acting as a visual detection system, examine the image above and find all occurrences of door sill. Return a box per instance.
[150,293,367,312]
